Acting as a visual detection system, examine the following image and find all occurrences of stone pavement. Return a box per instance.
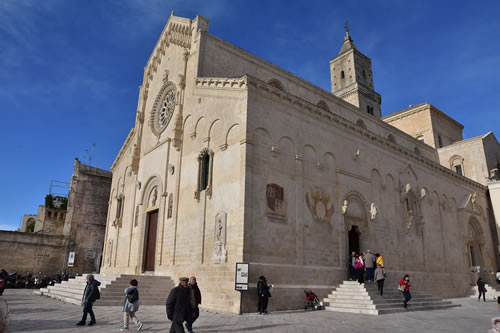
[3,289,499,332]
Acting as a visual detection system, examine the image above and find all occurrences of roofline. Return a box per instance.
[383,103,464,129]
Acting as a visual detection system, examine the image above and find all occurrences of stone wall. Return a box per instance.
[0,231,67,274]
[63,159,112,274]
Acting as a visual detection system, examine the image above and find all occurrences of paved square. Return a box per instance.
[3,290,499,332]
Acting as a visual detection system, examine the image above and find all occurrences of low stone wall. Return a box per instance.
[0,231,68,275]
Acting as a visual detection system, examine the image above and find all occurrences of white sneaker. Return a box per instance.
[120,328,129,332]
[137,322,143,331]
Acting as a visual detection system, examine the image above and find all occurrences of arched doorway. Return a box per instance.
[143,210,158,272]
[466,217,484,269]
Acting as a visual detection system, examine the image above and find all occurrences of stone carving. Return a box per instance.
[162,69,169,83]
[342,200,349,215]
[134,206,139,227]
[167,194,173,219]
[149,83,176,137]
[266,184,287,218]
[213,212,227,264]
[106,239,113,267]
[471,192,477,204]
[370,203,377,221]
[151,188,158,207]
[420,188,427,199]
[405,183,411,193]
[353,149,360,160]
[305,187,334,223]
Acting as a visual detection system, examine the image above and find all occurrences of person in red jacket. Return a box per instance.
[399,274,411,308]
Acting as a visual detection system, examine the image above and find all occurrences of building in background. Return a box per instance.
[0,159,111,275]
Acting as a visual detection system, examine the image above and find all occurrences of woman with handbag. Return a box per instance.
[399,274,412,308]
[374,264,386,296]
[354,254,365,284]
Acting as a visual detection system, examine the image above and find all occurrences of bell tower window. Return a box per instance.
[341,70,345,79]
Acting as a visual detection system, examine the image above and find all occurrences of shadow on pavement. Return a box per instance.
[196,323,290,332]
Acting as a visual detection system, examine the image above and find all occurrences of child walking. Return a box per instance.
[121,279,143,331]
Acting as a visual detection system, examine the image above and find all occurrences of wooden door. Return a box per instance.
[144,210,158,271]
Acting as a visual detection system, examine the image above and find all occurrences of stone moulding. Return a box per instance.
[245,75,485,191]
[195,77,248,89]
[111,128,136,170]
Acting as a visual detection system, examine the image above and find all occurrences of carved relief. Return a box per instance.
[167,194,174,219]
[106,239,113,267]
[149,82,177,137]
[266,184,287,219]
[342,200,349,215]
[213,212,227,264]
[148,187,159,208]
[305,187,334,223]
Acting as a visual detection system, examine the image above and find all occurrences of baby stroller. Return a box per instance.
[304,290,322,310]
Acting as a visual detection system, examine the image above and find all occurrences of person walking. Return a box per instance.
[76,274,100,326]
[166,277,191,333]
[186,276,201,333]
[399,274,412,308]
[0,270,8,296]
[375,253,384,268]
[364,250,375,282]
[120,279,143,332]
[354,254,365,284]
[477,277,487,302]
[257,276,271,315]
[374,264,386,296]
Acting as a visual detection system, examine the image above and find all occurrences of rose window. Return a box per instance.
[159,90,175,128]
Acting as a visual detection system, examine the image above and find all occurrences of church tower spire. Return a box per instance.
[330,23,382,117]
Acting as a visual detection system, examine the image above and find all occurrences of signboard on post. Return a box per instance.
[235,262,249,291]
[68,252,75,267]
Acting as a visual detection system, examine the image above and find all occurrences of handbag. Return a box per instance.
[397,284,405,292]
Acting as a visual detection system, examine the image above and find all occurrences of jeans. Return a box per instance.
[124,311,140,328]
[366,268,374,281]
[403,291,412,307]
[186,306,199,331]
[81,301,96,323]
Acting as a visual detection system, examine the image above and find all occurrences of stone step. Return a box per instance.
[323,280,459,316]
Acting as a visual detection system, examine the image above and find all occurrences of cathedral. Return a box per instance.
[101,13,500,313]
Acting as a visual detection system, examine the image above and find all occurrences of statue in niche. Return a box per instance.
[106,239,113,267]
[370,203,377,221]
[167,194,173,218]
[151,188,158,206]
[213,212,227,264]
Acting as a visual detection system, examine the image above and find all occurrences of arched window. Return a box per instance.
[195,149,214,200]
[449,155,465,176]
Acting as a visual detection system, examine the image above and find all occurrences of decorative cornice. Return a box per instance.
[246,75,486,191]
[195,77,248,90]
[337,168,371,183]
[111,128,135,170]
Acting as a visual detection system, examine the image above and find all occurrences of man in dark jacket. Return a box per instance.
[76,274,100,326]
[186,276,202,333]
[166,277,191,333]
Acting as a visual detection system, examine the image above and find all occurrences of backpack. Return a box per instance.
[95,287,101,300]
[127,288,139,303]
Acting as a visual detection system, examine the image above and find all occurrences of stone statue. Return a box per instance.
[213,212,227,263]
[342,200,349,215]
[370,203,377,221]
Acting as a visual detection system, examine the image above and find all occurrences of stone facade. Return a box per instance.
[101,13,499,314]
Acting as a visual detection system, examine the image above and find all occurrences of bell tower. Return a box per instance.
[330,22,382,117]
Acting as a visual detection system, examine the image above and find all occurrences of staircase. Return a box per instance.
[323,280,458,315]
[467,283,500,300]
[35,274,175,306]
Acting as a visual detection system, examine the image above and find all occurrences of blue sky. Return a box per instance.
[1,0,499,230]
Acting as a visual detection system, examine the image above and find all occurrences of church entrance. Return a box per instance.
[144,210,158,272]
[348,226,360,255]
